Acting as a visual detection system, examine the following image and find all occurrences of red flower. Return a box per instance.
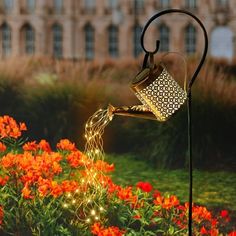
[0,205,3,225]
[220,209,230,221]
[0,176,9,186]
[200,226,208,235]
[136,181,153,192]
[133,214,141,219]
[0,142,6,152]
[228,232,236,236]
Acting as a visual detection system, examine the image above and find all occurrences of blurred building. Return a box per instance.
[0,0,235,60]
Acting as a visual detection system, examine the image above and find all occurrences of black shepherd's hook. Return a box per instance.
[140,8,208,92]
[140,9,208,236]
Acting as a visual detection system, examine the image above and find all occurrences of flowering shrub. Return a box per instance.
[0,115,235,235]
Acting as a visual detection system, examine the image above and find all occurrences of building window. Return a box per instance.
[160,0,170,8]
[159,24,169,52]
[84,0,95,10]
[133,24,142,57]
[84,24,94,60]
[1,23,11,57]
[54,0,63,14]
[24,24,35,55]
[3,0,13,13]
[185,24,196,54]
[108,0,118,9]
[134,0,144,13]
[185,0,196,9]
[26,0,35,13]
[216,0,228,6]
[108,25,119,58]
[52,24,63,58]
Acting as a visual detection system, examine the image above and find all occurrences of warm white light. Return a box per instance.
[72,199,76,204]
[91,209,96,215]
[86,218,91,223]
[95,216,99,220]
[99,207,104,211]
[63,203,68,208]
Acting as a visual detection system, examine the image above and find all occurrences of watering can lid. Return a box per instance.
[130,64,164,91]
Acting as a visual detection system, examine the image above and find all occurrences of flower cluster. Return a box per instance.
[0,115,26,139]
[0,115,235,235]
[91,223,125,236]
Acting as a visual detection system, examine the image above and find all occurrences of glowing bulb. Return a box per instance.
[95,216,99,220]
[90,121,93,126]
[87,199,91,203]
[63,203,68,208]
[72,199,76,204]
[99,207,104,211]
[91,210,96,216]
[81,179,85,183]
[95,149,99,154]
[67,193,71,198]
[86,218,91,223]
[75,188,79,193]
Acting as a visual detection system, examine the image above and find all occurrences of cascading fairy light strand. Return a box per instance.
[84,108,113,161]
[63,108,114,224]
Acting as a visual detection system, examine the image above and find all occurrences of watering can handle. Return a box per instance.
[140,9,208,93]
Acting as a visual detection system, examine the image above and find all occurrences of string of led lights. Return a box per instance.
[63,108,114,225]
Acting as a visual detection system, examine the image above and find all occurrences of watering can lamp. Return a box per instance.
[109,9,208,236]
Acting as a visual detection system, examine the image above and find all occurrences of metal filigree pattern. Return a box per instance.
[135,68,187,121]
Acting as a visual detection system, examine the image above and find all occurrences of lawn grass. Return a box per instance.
[106,154,236,212]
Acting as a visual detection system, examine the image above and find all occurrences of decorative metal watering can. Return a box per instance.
[109,53,187,122]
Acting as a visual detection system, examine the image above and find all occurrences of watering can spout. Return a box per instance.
[107,104,157,121]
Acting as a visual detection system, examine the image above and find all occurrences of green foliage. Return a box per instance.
[107,154,236,211]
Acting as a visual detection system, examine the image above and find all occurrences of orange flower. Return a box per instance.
[50,181,63,197]
[1,153,16,168]
[38,139,51,153]
[91,223,125,236]
[0,142,6,152]
[0,115,27,139]
[67,151,83,168]
[22,184,33,199]
[162,195,179,209]
[94,160,114,172]
[52,161,62,174]
[61,180,78,193]
[23,141,38,152]
[57,139,76,152]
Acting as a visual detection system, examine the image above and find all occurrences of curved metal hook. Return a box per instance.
[140,9,208,91]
